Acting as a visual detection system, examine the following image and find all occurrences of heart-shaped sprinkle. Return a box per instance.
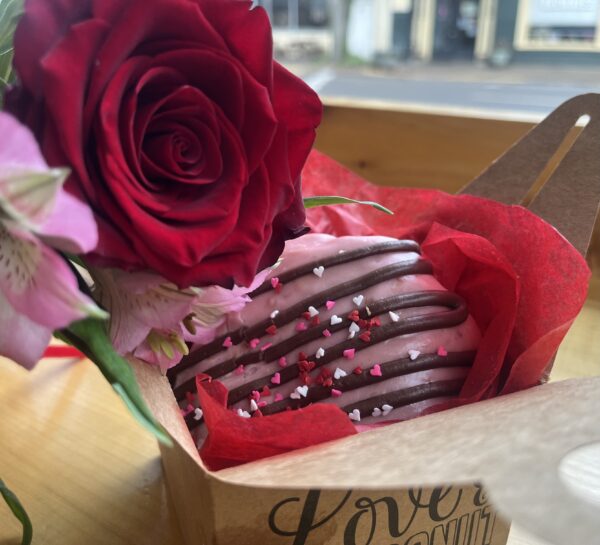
[296,385,309,397]
[353,295,364,307]
[330,315,343,325]
[258,401,267,408]
[382,404,393,416]
[366,306,372,316]
[270,277,280,289]
[334,367,347,379]
[343,348,355,360]
[311,315,320,326]
[315,347,325,359]
[370,364,382,377]
[274,393,284,402]
[322,329,332,337]
[353,366,363,374]
[250,399,259,412]
[331,389,342,397]
[270,309,280,319]
[251,390,261,401]
[348,409,361,422]
[349,322,360,334]
[296,321,307,332]
[290,392,301,400]
[359,331,371,343]
[389,311,400,322]
[222,336,233,348]
[312,266,325,278]
[249,338,260,349]
[261,386,271,397]
[193,408,204,421]
[348,310,360,321]
[371,407,382,417]
[325,300,336,310]
[408,349,421,361]
[237,409,251,418]
[271,373,281,385]
[308,306,319,317]
[437,346,448,357]
[234,365,244,375]
[266,324,277,335]
[278,357,287,368]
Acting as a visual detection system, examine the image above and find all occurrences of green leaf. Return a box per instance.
[303,195,393,215]
[0,478,32,545]
[0,0,23,100]
[58,318,172,447]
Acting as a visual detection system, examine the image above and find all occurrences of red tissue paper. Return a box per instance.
[198,150,590,470]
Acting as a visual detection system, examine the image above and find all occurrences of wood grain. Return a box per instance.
[1,103,599,544]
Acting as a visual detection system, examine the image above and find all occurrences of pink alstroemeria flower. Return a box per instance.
[0,113,105,368]
[93,267,269,372]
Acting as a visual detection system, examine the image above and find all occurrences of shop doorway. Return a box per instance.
[433,0,480,59]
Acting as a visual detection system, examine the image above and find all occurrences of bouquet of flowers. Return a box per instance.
[0,0,392,540]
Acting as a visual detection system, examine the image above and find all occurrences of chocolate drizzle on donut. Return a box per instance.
[168,238,477,431]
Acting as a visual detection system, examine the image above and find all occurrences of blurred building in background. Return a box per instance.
[256,0,600,65]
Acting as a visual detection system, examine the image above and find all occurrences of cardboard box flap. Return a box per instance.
[218,376,600,545]
[462,93,600,255]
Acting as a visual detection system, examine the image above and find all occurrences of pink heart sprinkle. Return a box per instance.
[274,393,284,402]
[343,348,356,360]
[271,373,281,385]
[222,336,233,348]
[370,364,382,377]
[322,329,332,337]
[258,401,268,408]
[295,321,308,332]
[251,390,261,401]
[234,365,244,375]
[331,389,342,397]
[325,300,336,310]
[437,346,448,357]
[249,338,260,349]
[278,357,287,368]
[270,277,280,288]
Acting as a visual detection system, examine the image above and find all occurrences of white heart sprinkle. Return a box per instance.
[408,349,421,361]
[348,409,361,422]
[237,409,251,418]
[290,392,301,400]
[315,347,325,359]
[349,322,360,333]
[308,305,319,317]
[250,399,259,412]
[193,408,204,421]
[371,407,382,417]
[330,314,343,325]
[334,367,347,380]
[366,306,372,316]
[296,385,309,398]
[312,266,325,278]
[270,310,280,319]
[348,331,356,339]
[382,404,393,416]
[389,311,400,322]
[353,295,364,307]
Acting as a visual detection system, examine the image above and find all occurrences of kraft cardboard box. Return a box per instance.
[132,93,600,545]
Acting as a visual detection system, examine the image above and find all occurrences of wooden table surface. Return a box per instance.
[2,274,599,545]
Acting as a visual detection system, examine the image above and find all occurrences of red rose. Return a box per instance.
[8,0,321,288]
